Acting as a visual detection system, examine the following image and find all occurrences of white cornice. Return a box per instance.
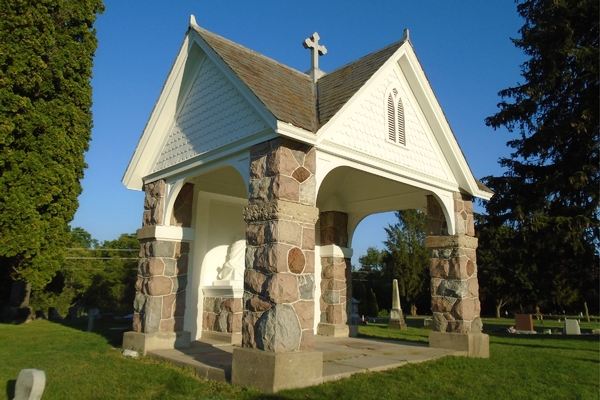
[319,245,354,259]
[137,225,195,242]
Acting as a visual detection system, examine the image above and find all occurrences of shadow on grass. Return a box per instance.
[49,317,133,347]
[6,379,15,400]
[488,331,599,341]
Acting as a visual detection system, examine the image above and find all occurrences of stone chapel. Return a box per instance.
[122,16,493,392]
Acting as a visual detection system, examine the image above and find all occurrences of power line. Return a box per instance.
[65,257,139,260]
[66,248,138,252]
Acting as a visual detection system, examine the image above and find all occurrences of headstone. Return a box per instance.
[2,282,32,320]
[563,319,581,335]
[87,308,100,332]
[514,313,535,333]
[14,368,45,400]
[34,310,46,320]
[388,279,407,330]
[350,298,360,324]
[67,306,78,319]
[423,318,432,328]
[48,307,62,321]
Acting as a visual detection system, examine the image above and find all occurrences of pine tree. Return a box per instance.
[0,1,104,296]
[483,0,599,310]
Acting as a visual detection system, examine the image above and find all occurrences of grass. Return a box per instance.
[1,317,598,399]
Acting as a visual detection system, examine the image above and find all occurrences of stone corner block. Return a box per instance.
[317,323,351,338]
[428,331,489,358]
[231,347,323,393]
[122,331,191,356]
[425,235,478,249]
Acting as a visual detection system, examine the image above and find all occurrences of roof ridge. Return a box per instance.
[191,25,310,82]
[325,38,405,76]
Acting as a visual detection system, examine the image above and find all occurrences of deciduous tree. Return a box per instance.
[382,210,429,315]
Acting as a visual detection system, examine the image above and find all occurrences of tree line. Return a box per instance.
[354,0,599,318]
[26,228,139,316]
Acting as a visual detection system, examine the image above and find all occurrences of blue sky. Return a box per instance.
[72,1,526,264]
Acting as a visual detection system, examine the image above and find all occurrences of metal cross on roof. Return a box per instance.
[303,32,327,81]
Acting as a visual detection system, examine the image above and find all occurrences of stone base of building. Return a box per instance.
[317,323,357,337]
[429,331,489,358]
[201,330,242,345]
[231,347,323,393]
[122,331,191,355]
[388,319,407,330]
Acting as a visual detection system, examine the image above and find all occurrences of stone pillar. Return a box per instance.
[426,193,489,358]
[318,211,356,337]
[232,138,323,393]
[122,181,194,355]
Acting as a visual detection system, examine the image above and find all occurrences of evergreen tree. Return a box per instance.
[483,0,599,310]
[0,1,104,294]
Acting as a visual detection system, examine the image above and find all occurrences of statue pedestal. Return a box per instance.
[201,280,243,344]
[202,280,243,298]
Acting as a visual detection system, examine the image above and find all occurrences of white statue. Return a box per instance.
[216,237,245,281]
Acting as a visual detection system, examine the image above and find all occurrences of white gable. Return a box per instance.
[317,62,455,193]
[153,56,269,173]
[321,65,451,182]
[315,43,490,200]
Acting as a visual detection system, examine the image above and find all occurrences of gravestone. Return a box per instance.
[87,308,100,332]
[563,319,581,335]
[67,306,78,319]
[388,279,407,330]
[14,368,45,400]
[515,314,535,333]
[48,307,62,321]
[2,282,31,320]
[350,298,360,324]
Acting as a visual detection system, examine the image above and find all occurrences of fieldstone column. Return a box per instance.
[232,138,323,393]
[426,193,489,358]
[318,211,355,337]
[123,181,194,355]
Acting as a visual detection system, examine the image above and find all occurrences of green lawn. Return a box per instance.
[1,318,598,399]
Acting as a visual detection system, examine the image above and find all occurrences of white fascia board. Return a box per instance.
[398,47,490,200]
[276,121,316,145]
[122,35,192,191]
[316,142,460,195]
[143,128,277,187]
[187,29,279,132]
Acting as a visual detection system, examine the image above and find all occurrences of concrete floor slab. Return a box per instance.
[146,336,462,387]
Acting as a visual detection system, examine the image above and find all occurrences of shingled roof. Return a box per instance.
[192,25,405,133]
[193,26,317,132]
[316,40,405,128]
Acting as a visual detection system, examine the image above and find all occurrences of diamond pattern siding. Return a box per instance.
[153,57,269,172]
[330,69,450,180]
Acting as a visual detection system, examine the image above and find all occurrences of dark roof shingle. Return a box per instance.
[316,40,404,128]
[192,26,405,133]
[193,26,316,132]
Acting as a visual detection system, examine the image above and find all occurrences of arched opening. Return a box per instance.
[314,165,449,336]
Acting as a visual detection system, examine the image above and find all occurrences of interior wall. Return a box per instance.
[185,191,246,340]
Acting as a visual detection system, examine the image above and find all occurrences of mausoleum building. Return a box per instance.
[122,16,492,392]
